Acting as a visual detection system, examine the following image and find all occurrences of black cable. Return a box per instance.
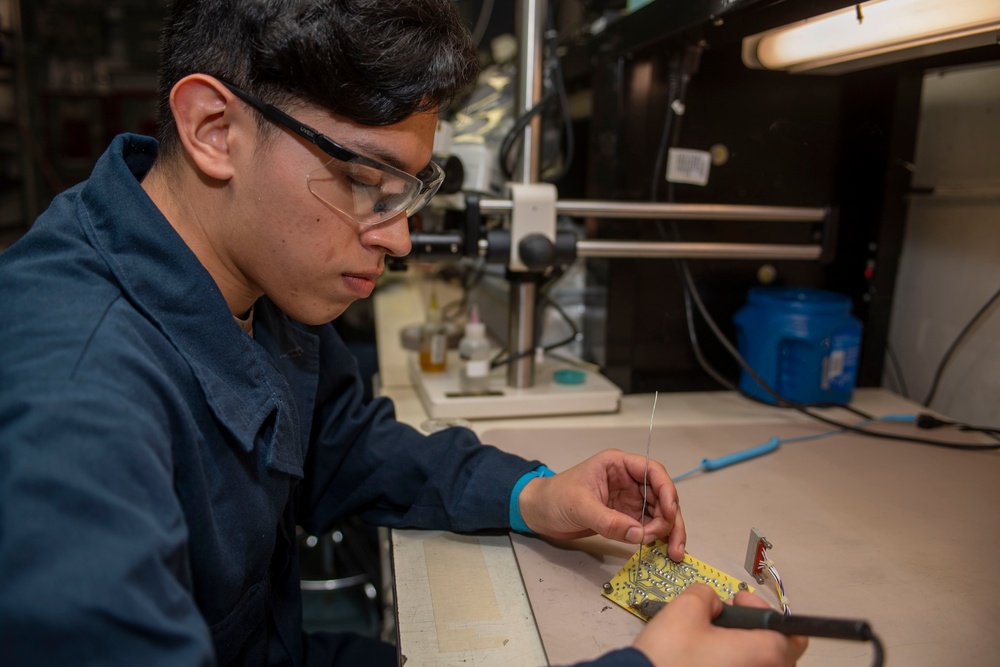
[676,263,874,417]
[490,328,576,368]
[542,290,580,342]
[499,2,574,183]
[441,261,487,321]
[870,633,885,667]
[640,44,995,450]
[650,46,699,205]
[680,272,736,391]
[499,93,557,180]
[680,278,879,422]
[680,259,999,450]
[921,283,1000,407]
[798,406,999,451]
[916,413,1000,441]
[490,287,579,369]
[648,43,741,399]
[543,1,574,183]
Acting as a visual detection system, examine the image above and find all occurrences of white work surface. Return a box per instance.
[374,277,1000,666]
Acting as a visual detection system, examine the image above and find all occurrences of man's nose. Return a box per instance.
[361,212,412,258]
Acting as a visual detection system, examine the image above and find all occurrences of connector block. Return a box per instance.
[744,527,772,584]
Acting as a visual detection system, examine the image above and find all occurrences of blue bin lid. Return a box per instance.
[746,286,852,315]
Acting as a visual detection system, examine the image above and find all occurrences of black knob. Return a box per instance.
[518,233,556,271]
[432,155,465,195]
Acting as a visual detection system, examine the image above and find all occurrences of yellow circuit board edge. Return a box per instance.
[602,540,753,621]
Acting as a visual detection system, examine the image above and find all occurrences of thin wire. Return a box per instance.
[639,391,659,564]
[760,547,790,615]
[922,283,1000,407]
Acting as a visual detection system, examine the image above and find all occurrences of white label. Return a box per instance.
[827,349,845,379]
[666,148,711,186]
[465,360,490,378]
[430,333,446,364]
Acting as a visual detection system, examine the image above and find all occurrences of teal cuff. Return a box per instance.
[509,465,556,533]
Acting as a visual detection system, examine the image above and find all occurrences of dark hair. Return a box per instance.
[156,0,479,157]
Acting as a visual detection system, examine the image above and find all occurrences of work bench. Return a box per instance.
[373,276,1000,667]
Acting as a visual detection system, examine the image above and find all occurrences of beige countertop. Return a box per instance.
[373,274,1000,667]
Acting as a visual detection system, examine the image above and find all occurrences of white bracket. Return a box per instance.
[507,182,557,272]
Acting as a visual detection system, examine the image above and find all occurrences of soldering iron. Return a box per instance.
[635,599,884,667]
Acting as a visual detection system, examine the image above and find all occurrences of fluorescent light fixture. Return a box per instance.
[743,0,1000,74]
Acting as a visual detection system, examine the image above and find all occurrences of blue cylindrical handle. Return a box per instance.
[701,437,781,471]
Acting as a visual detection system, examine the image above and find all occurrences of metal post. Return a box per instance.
[507,0,547,389]
[507,276,537,388]
[514,0,545,185]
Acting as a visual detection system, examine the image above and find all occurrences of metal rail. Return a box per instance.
[576,240,822,260]
[479,199,828,222]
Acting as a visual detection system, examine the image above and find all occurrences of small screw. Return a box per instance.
[603,582,613,594]
[738,581,749,591]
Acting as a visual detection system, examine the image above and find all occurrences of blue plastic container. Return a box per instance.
[733,287,862,405]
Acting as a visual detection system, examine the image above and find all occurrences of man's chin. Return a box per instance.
[288,300,354,326]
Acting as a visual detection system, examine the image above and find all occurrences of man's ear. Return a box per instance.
[169,74,243,181]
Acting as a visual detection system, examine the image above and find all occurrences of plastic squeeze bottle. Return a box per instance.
[419,291,447,372]
[459,305,491,394]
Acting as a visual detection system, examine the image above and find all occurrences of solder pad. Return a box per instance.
[602,540,752,621]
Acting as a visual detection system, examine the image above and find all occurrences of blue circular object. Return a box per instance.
[553,369,586,385]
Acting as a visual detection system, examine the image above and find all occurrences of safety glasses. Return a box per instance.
[220,80,444,226]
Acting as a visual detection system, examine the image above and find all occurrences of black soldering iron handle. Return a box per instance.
[713,605,873,641]
[637,599,873,642]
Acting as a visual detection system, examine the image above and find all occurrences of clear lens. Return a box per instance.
[406,161,445,216]
[307,156,444,226]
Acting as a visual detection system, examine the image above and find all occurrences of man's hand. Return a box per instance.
[517,449,686,562]
[634,584,809,667]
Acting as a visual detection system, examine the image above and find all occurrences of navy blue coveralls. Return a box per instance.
[0,135,650,666]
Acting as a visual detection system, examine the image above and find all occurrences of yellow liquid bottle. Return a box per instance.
[419,292,447,373]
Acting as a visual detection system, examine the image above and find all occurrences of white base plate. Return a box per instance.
[408,354,622,420]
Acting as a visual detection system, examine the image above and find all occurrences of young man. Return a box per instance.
[0,1,805,666]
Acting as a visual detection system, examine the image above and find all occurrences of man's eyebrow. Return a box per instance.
[348,139,410,172]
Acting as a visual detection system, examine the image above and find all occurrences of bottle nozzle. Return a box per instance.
[427,290,442,324]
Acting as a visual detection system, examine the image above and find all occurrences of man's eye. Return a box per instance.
[348,175,380,189]
[346,166,382,188]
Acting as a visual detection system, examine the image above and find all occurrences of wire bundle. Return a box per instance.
[758,546,791,616]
